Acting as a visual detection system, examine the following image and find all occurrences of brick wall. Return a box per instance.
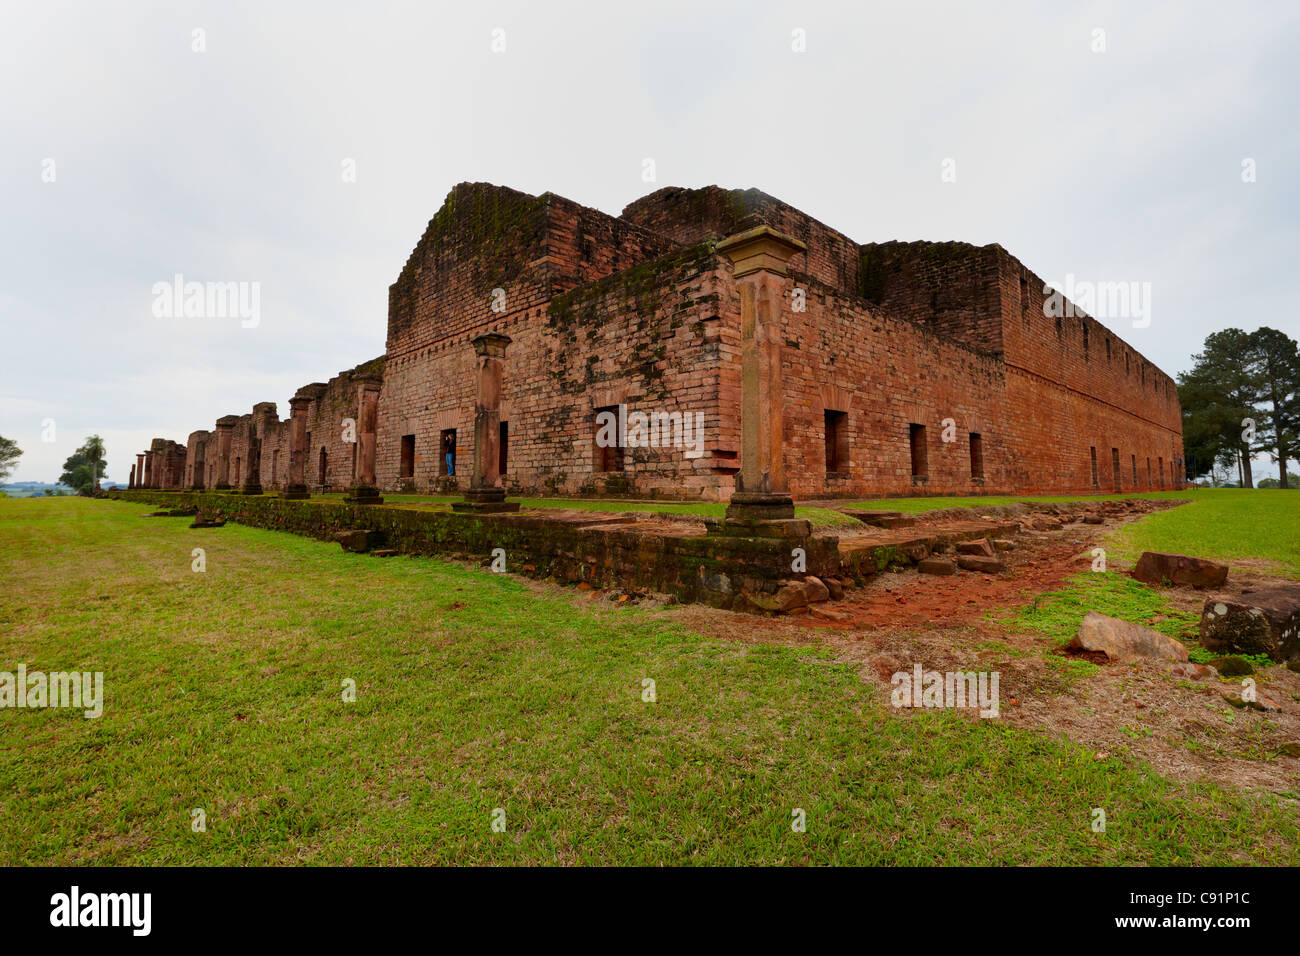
[166,181,1183,504]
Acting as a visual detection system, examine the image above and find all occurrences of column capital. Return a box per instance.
[470,332,512,359]
[716,225,806,279]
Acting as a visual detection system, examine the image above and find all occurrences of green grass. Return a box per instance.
[1,497,1296,865]
[1013,572,1202,649]
[1105,489,1300,577]
[845,490,1201,514]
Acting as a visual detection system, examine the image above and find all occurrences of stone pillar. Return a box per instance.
[240,418,263,495]
[214,415,238,490]
[191,440,206,491]
[453,333,519,513]
[135,453,144,490]
[716,225,808,537]
[143,451,154,489]
[345,373,383,505]
[128,464,136,490]
[281,395,311,499]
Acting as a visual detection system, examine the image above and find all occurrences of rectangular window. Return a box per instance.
[1090,446,1098,487]
[909,424,928,479]
[1146,457,1151,486]
[439,429,457,477]
[1111,447,1121,491]
[1131,454,1137,487]
[969,432,984,479]
[499,421,509,477]
[593,406,624,473]
[824,409,848,475]
[399,434,415,479]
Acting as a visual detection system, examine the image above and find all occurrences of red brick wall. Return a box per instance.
[169,181,1184,504]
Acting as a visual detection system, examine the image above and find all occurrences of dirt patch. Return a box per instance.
[625,509,1300,798]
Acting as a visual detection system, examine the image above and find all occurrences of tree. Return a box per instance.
[1243,327,1300,489]
[1178,329,1261,486]
[60,435,108,495]
[0,434,21,482]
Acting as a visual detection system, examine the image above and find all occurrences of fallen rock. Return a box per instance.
[956,538,995,557]
[371,549,398,558]
[1223,691,1282,713]
[956,555,1004,574]
[1199,587,1300,662]
[1167,661,1218,680]
[1133,551,1229,589]
[1207,655,1253,677]
[992,539,1017,552]
[1067,611,1190,663]
[803,576,830,603]
[824,578,844,600]
[335,529,387,553]
[808,605,848,622]
[189,515,226,528]
[1082,514,1105,525]
[917,557,956,576]
[747,581,809,613]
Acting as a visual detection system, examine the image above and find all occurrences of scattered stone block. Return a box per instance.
[1067,611,1190,663]
[1199,587,1300,662]
[824,577,844,600]
[335,529,388,553]
[803,575,830,603]
[956,538,995,557]
[189,515,225,528]
[956,555,1004,573]
[1081,514,1104,525]
[918,557,956,576]
[371,549,398,558]
[992,539,1016,551]
[1133,551,1229,589]
[1207,655,1253,676]
[1167,661,1217,680]
[808,605,848,622]
[747,581,809,613]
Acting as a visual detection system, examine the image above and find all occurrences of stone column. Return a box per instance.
[345,373,383,505]
[240,418,263,495]
[135,453,144,490]
[128,464,136,490]
[214,416,238,490]
[453,333,519,513]
[716,224,808,537]
[281,395,311,499]
[143,451,154,489]
[191,440,206,490]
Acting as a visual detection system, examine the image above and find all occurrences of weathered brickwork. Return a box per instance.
[150,181,1182,502]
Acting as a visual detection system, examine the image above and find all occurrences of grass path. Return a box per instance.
[1,497,1296,864]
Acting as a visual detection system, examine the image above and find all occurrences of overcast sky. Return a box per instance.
[2,0,1297,484]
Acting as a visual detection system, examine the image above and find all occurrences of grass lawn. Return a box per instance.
[1,496,1297,865]
[1105,489,1300,578]
[844,490,1201,513]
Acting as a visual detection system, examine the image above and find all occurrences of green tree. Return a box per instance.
[0,434,22,482]
[60,435,108,495]
[1243,327,1300,489]
[1178,329,1260,486]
